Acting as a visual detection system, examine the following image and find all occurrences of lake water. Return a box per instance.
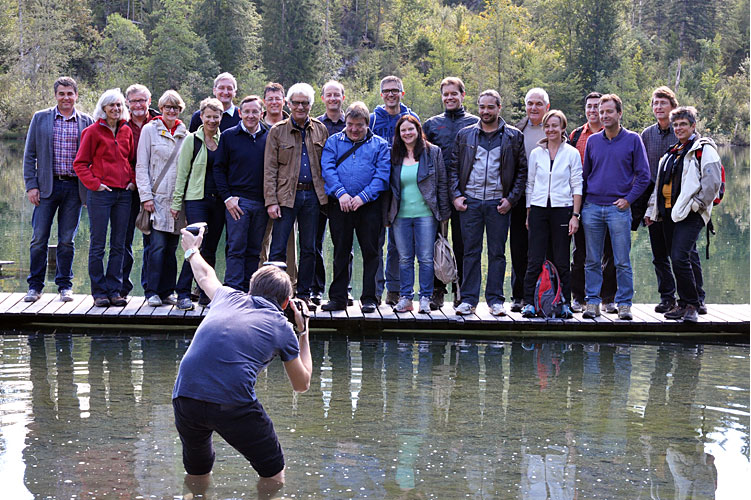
[0,335,748,499]
[0,141,748,304]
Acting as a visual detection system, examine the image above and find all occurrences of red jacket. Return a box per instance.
[74,119,135,190]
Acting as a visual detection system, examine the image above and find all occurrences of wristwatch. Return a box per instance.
[572,212,581,220]
[184,247,200,260]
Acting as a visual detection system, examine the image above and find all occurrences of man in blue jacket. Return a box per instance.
[581,94,651,320]
[370,76,420,305]
[321,102,391,313]
[23,76,93,303]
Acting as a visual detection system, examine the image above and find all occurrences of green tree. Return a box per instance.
[260,0,323,87]
[198,0,262,77]
[145,0,218,102]
[97,13,147,89]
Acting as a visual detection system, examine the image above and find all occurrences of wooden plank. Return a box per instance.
[103,296,131,316]
[0,293,12,307]
[184,304,206,318]
[361,302,381,322]
[119,297,146,317]
[38,294,68,315]
[710,304,748,322]
[0,293,27,314]
[312,307,332,321]
[631,304,666,323]
[70,295,95,316]
[413,301,434,322]
[168,305,188,318]
[346,303,364,320]
[135,301,156,317]
[151,304,175,317]
[55,294,88,315]
[439,303,464,323]
[329,306,348,321]
[377,303,399,322]
[473,303,499,323]
[6,294,36,314]
[394,302,416,322]
[21,293,58,315]
[86,301,109,316]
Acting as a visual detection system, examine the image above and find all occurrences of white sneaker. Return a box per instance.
[490,302,506,316]
[418,296,431,314]
[393,297,413,313]
[455,302,476,315]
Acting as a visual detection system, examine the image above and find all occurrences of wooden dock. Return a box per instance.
[0,292,747,340]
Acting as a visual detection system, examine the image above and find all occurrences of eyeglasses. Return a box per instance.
[381,89,402,95]
[163,105,180,112]
[289,101,310,108]
[128,99,147,105]
[265,97,283,102]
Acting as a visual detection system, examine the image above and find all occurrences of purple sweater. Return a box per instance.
[582,127,651,206]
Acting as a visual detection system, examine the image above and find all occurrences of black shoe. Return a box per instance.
[655,299,676,313]
[698,302,707,315]
[310,292,322,306]
[297,296,317,312]
[94,297,110,307]
[108,295,127,307]
[385,291,399,306]
[24,289,41,302]
[682,304,699,323]
[347,293,354,306]
[198,293,211,306]
[361,302,377,313]
[510,299,523,312]
[664,304,686,320]
[321,300,346,312]
[190,285,200,301]
[429,291,444,311]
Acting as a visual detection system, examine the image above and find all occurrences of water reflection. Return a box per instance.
[0,335,748,498]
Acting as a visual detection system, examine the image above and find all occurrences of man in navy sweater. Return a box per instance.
[214,95,269,292]
[581,94,651,320]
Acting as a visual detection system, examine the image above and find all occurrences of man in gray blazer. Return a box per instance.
[23,76,94,302]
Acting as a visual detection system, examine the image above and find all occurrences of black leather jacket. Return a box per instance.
[423,107,479,161]
[447,118,527,207]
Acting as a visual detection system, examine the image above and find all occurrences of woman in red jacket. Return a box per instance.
[74,88,136,307]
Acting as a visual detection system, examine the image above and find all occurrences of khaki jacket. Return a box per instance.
[135,118,187,233]
[264,117,328,208]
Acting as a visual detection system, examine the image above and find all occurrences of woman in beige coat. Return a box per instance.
[136,90,188,306]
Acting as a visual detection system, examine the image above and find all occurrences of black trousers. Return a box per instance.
[327,196,382,305]
[662,209,705,307]
[523,206,572,304]
[648,220,677,302]
[510,196,529,301]
[313,207,354,295]
[571,223,616,303]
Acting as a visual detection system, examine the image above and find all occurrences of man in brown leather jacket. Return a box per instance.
[264,83,329,308]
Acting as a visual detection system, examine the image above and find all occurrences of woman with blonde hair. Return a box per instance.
[172,97,225,309]
[135,90,188,307]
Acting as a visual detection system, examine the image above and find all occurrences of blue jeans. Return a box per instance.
[121,189,149,297]
[582,202,633,305]
[459,197,510,306]
[145,229,179,299]
[225,197,268,292]
[87,188,131,298]
[28,178,82,292]
[392,216,437,299]
[376,227,401,297]
[269,190,319,297]
[176,195,226,300]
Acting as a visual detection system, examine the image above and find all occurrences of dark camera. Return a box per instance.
[185,222,208,236]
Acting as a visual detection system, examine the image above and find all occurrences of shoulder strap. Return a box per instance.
[151,136,184,194]
[570,126,584,148]
[335,131,373,167]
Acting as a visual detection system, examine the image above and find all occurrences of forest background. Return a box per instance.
[0,0,748,143]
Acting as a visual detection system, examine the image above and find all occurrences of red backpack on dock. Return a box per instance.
[534,260,563,318]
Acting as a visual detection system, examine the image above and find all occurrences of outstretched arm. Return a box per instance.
[180,227,221,300]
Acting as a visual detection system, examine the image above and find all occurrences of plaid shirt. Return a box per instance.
[641,122,677,181]
[52,107,79,176]
[570,122,600,161]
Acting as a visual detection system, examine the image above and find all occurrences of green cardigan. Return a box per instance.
[171,126,221,211]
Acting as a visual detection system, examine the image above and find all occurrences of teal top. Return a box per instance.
[397,162,432,218]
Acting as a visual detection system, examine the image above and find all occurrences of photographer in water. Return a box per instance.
[172,225,312,497]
